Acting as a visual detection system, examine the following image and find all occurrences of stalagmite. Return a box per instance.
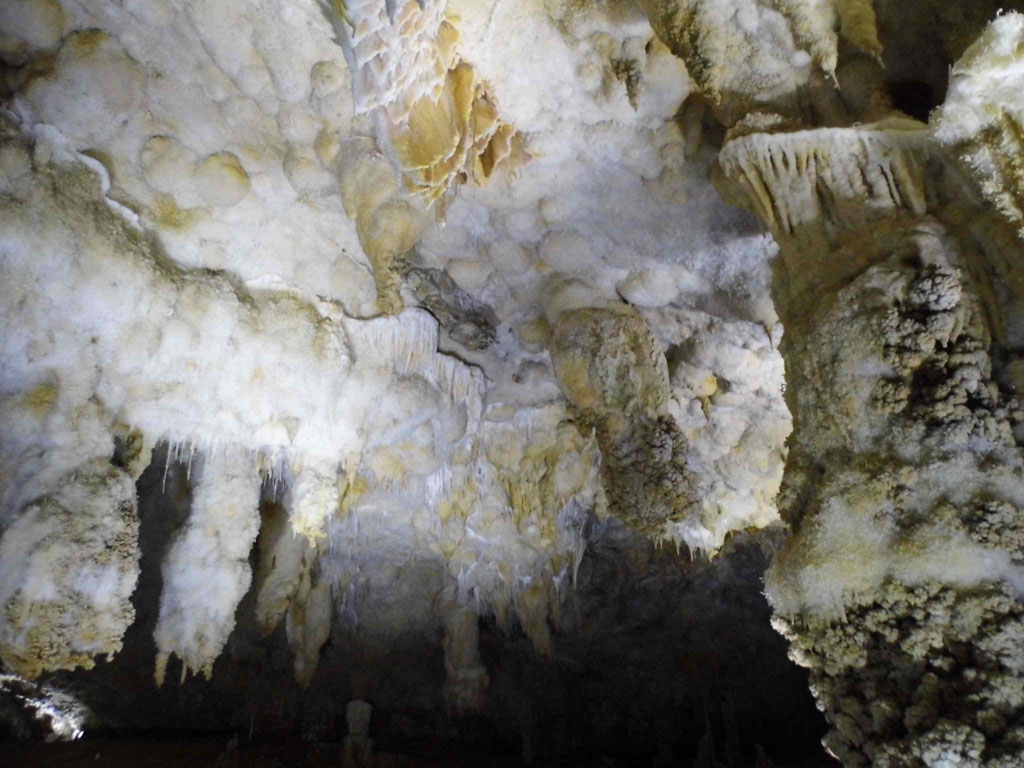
[254,500,315,639]
[343,699,374,768]
[286,576,333,688]
[441,583,488,712]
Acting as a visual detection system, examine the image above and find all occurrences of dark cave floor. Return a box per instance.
[5,736,837,768]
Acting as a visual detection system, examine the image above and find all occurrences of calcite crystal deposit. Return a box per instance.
[1,1,1023,765]
[667,2,1024,763]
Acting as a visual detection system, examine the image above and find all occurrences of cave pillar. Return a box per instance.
[635,1,1024,761]
[719,127,1024,766]
[343,699,374,768]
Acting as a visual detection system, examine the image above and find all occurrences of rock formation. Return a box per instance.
[654,3,1024,764]
[1,1,1023,766]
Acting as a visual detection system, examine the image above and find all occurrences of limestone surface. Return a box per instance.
[6,4,1023,765]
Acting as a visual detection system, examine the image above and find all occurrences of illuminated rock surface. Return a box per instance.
[0,2,1022,766]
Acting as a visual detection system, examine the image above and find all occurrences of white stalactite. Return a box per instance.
[153,450,262,685]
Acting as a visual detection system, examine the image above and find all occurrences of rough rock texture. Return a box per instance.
[762,200,1024,765]
[18,455,827,765]
[335,134,429,314]
[1,0,792,696]
[934,12,1024,243]
[0,105,629,702]
[637,0,886,127]
[440,585,489,714]
[396,259,499,350]
[873,0,1017,118]
[323,0,527,313]
[330,0,525,204]
[548,304,699,538]
[10,0,1024,765]
[713,20,1024,764]
[0,461,139,680]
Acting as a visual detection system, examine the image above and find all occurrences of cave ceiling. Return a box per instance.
[1,1,1023,766]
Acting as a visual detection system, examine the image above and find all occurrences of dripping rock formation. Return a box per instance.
[1,1,1023,767]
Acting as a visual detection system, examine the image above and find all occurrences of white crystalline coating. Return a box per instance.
[0,146,478,468]
[765,484,1024,621]
[1,123,581,681]
[416,0,790,555]
[637,0,814,121]
[718,122,932,235]
[341,0,451,122]
[0,461,139,679]
[330,0,525,210]
[317,399,605,665]
[10,0,375,317]
[0,0,804,689]
[932,12,1024,237]
[933,12,1024,147]
[639,0,884,123]
[287,457,342,543]
[153,451,262,685]
[648,306,790,555]
[768,0,840,76]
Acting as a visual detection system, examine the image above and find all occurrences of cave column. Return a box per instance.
[635,1,1024,760]
[719,126,1024,766]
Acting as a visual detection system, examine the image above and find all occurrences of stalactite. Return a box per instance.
[547,304,700,539]
[0,460,140,679]
[153,450,262,685]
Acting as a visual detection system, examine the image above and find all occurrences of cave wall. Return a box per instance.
[1,2,1024,767]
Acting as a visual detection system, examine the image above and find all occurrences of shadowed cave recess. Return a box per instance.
[2,1,1024,767]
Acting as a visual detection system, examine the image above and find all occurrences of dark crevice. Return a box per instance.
[887,78,937,122]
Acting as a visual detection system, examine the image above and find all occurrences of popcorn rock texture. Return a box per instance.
[713,14,1024,764]
[549,305,698,537]
[4,0,1024,764]
[0,462,139,679]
